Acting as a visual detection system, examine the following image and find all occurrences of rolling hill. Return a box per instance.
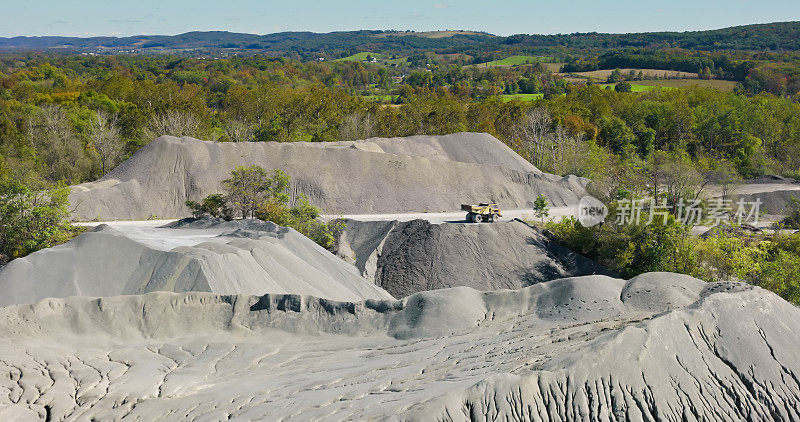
[2,21,800,57]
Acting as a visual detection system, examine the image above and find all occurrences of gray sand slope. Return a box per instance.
[0,218,392,307]
[336,219,610,297]
[1,273,798,420]
[739,189,800,215]
[314,132,539,173]
[68,133,588,221]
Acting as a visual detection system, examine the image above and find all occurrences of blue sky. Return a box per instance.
[2,0,799,37]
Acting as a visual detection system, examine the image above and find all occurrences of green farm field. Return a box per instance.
[567,68,697,79]
[599,83,663,92]
[476,55,554,66]
[335,52,383,62]
[601,79,738,92]
[633,79,738,91]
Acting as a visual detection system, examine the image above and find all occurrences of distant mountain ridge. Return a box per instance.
[1,21,800,56]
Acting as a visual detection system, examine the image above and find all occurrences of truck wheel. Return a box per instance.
[466,213,475,223]
[488,214,497,223]
[471,213,481,223]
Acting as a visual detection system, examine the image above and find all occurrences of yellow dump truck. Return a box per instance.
[461,203,502,223]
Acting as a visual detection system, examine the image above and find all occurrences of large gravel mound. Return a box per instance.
[739,189,800,215]
[1,274,798,420]
[0,218,392,306]
[336,219,610,297]
[68,134,587,221]
[312,132,539,172]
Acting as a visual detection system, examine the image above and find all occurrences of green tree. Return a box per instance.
[780,196,800,229]
[647,150,705,208]
[546,213,696,278]
[221,165,273,218]
[256,194,342,249]
[186,193,231,219]
[599,116,636,155]
[614,81,633,93]
[635,126,656,158]
[533,194,550,224]
[607,68,623,83]
[0,173,78,259]
[196,166,339,249]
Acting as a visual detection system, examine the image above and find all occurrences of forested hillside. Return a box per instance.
[2,21,800,55]
[1,54,799,187]
[2,49,800,302]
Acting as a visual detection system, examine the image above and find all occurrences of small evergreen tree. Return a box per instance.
[533,194,550,224]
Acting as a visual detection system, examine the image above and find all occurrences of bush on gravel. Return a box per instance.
[187,165,341,249]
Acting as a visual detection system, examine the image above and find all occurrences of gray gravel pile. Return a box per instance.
[0,273,798,420]
[314,132,539,172]
[68,134,588,221]
[336,219,610,297]
[0,218,392,307]
[739,189,800,215]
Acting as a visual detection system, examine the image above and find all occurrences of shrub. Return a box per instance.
[255,195,342,250]
[0,174,82,259]
[614,81,633,92]
[194,165,341,249]
[780,195,800,229]
[221,166,289,219]
[756,249,800,304]
[547,212,800,305]
[186,193,231,219]
[547,214,695,278]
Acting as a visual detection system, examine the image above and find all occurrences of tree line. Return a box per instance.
[2,53,800,303]
[2,54,800,189]
[562,49,800,96]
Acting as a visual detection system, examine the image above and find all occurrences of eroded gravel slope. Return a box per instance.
[1,273,798,421]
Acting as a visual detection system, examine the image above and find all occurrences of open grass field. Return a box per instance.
[600,79,738,92]
[632,79,738,91]
[476,55,553,67]
[381,57,408,66]
[335,52,384,62]
[501,93,544,101]
[543,62,565,72]
[563,68,698,79]
[336,52,407,66]
[599,83,663,92]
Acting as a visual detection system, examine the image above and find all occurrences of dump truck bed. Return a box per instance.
[461,203,501,215]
